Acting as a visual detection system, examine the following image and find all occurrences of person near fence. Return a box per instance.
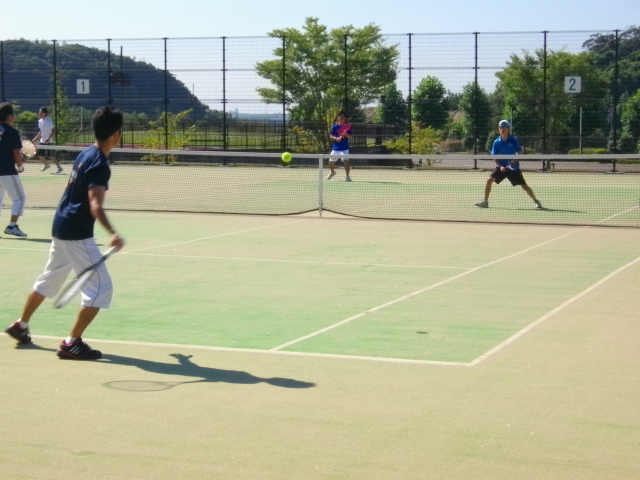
[0,103,28,238]
[326,111,353,182]
[4,106,125,360]
[475,120,542,209]
[33,107,63,174]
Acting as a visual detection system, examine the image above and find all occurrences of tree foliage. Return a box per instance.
[374,83,407,131]
[496,49,610,151]
[458,83,492,151]
[411,76,448,130]
[256,17,399,149]
[583,26,640,97]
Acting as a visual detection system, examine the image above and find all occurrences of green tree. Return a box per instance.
[458,83,492,151]
[496,49,609,152]
[620,89,640,152]
[385,121,442,165]
[142,109,196,163]
[583,26,640,98]
[374,83,407,131]
[412,76,448,130]
[256,17,399,150]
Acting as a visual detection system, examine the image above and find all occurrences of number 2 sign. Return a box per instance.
[564,76,581,94]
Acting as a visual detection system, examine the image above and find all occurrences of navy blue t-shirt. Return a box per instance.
[0,124,22,176]
[52,146,110,240]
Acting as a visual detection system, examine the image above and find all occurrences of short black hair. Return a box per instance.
[40,107,49,114]
[336,110,347,120]
[0,103,15,122]
[92,106,123,141]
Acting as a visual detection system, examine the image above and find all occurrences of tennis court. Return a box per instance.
[1,205,639,479]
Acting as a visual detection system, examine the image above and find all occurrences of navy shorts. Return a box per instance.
[490,169,526,186]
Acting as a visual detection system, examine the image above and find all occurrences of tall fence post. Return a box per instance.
[163,37,169,153]
[473,32,479,165]
[281,36,286,151]
[542,31,548,158]
[107,39,113,105]
[222,36,227,152]
[612,29,619,153]
[408,33,412,155]
[0,41,5,102]
[53,40,58,142]
[343,34,348,113]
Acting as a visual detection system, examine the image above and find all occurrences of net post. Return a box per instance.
[318,156,324,217]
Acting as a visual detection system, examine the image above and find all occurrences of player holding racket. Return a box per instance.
[326,111,353,182]
[0,103,28,238]
[33,107,63,174]
[475,120,542,209]
[4,106,125,360]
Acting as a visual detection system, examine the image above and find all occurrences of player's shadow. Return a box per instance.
[2,237,52,243]
[100,352,316,389]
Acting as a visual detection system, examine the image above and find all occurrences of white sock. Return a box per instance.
[8,222,16,227]
[18,321,28,329]
[65,337,77,345]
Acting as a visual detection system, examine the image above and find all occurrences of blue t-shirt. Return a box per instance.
[491,134,522,171]
[52,146,111,240]
[0,124,22,176]
[331,124,353,151]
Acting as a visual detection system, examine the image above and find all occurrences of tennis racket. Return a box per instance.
[54,246,118,308]
[337,123,352,138]
[21,139,37,159]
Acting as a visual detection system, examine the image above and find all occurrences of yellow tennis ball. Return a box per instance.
[281,152,292,163]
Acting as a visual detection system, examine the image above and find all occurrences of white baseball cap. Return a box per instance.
[499,120,511,128]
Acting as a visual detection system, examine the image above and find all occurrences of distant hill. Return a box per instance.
[0,39,209,117]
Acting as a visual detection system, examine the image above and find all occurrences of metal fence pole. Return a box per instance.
[343,34,348,112]
[612,29,619,154]
[163,37,169,153]
[408,33,412,155]
[473,32,479,163]
[282,36,286,151]
[107,39,113,105]
[542,31,548,158]
[0,41,5,102]
[222,36,227,152]
[53,40,58,141]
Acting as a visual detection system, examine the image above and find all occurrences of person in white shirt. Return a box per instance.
[33,107,63,174]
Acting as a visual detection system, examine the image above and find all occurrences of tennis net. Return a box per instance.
[13,147,640,227]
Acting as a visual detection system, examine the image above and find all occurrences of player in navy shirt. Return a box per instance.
[4,107,125,360]
[0,103,28,238]
[326,111,353,182]
[475,120,542,209]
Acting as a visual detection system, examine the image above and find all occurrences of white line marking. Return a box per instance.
[271,228,582,351]
[124,219,308,253]
[122,252,472,270]
[469,254,640,366]
[30,335,468,367]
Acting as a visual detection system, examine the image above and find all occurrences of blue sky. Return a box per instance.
[1,0,636,40]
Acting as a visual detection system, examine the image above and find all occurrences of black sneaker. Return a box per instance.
[4,322,32,344]
[56,338,102,360]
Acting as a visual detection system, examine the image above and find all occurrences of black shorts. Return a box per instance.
[490,168,526,186]
[37,144,53,157]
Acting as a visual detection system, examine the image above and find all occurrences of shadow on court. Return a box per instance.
[100,352,316,391]
[10,343,315,391]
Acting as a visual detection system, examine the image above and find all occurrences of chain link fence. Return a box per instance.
[1,29,638,155]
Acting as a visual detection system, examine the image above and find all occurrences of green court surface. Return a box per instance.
[1,209,639,479]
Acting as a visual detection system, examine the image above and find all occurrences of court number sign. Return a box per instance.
[564,76,581,94]
[77,79,90,94]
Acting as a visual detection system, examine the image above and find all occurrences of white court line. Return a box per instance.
[469,254,640,366]
[29,335,468,367]
[271,228,582,351]
[123,252,472,270]
[124,219,308,253]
